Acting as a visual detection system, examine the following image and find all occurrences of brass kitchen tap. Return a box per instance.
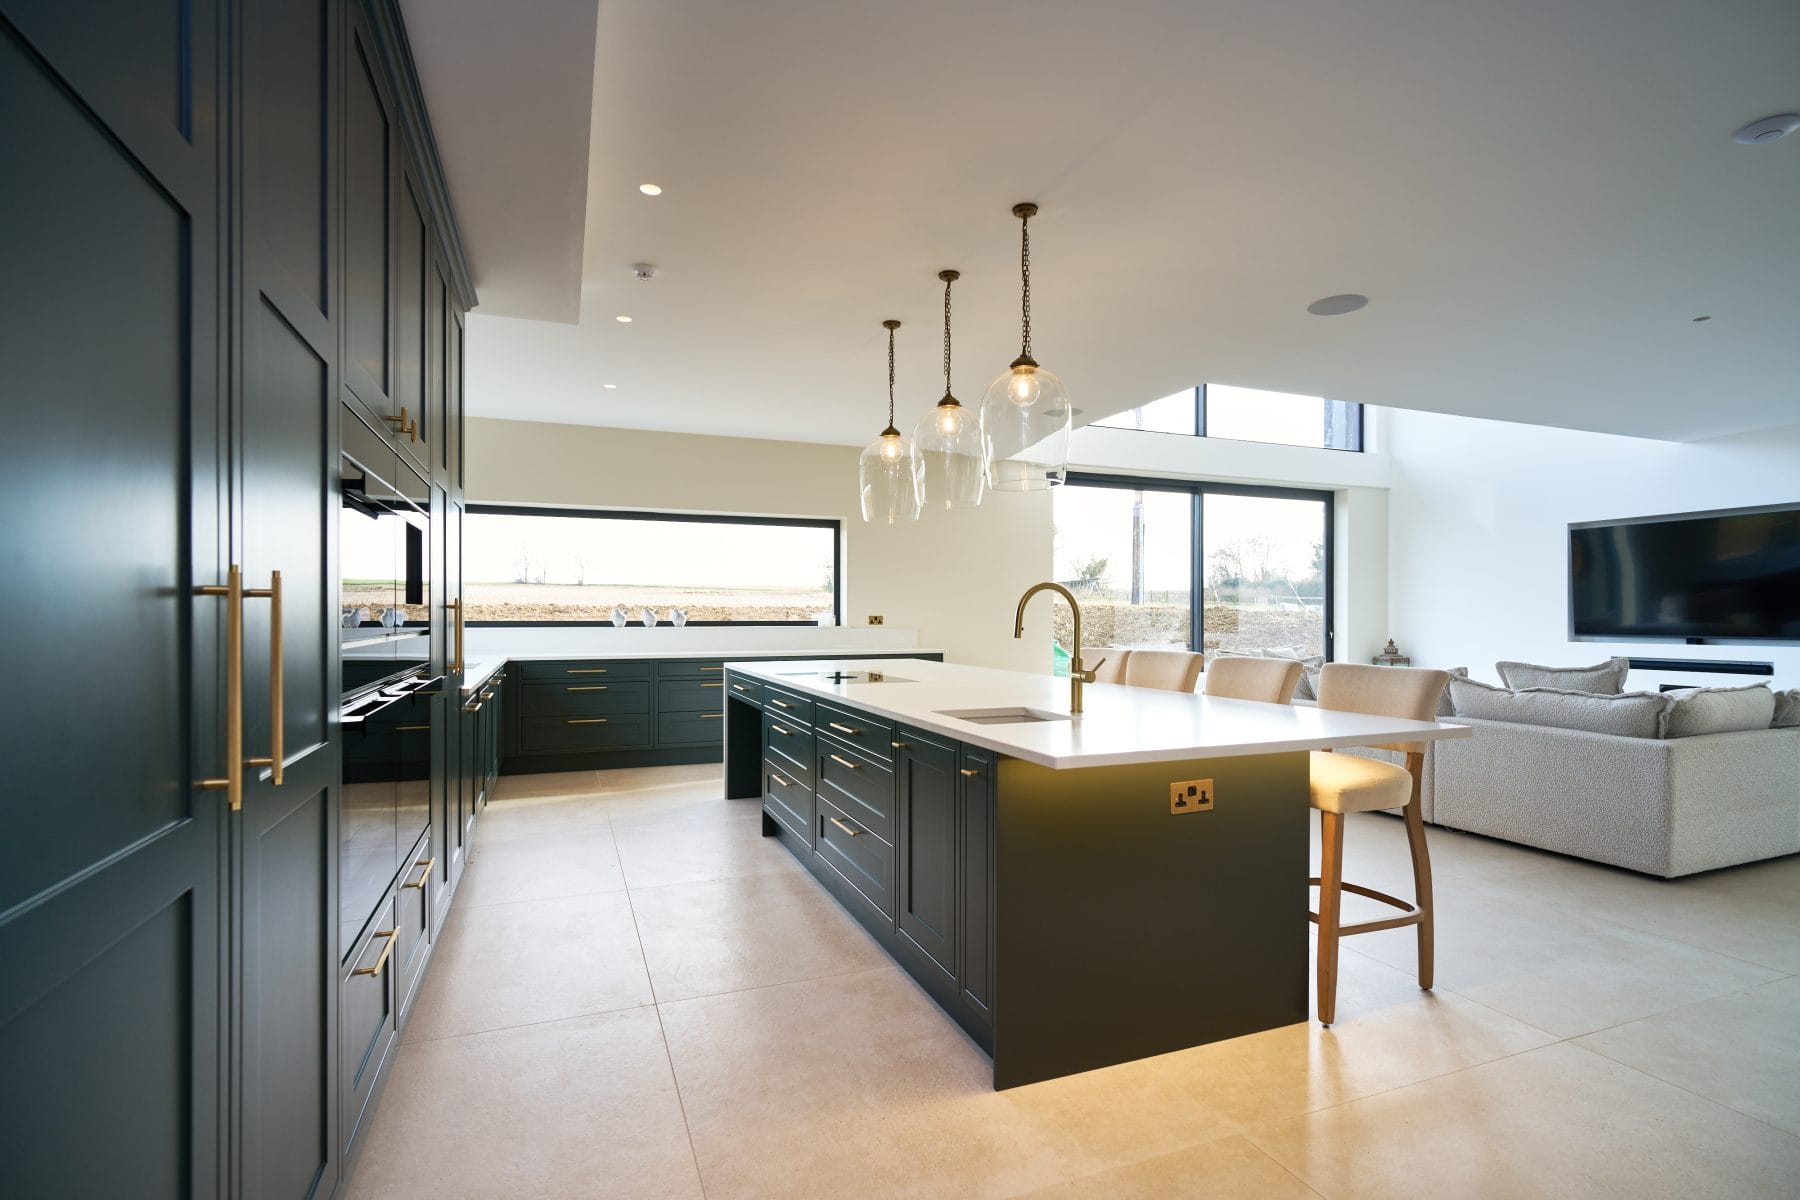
[1013,582,1104,714]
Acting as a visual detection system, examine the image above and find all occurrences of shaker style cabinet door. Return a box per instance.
[896,735,959,983]
[0,3,227,1196]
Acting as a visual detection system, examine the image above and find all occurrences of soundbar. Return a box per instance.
[1627,657,1773,677]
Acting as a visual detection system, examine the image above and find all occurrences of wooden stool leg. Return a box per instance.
[1316,809,1345,1027]
[1403,751,1434,991]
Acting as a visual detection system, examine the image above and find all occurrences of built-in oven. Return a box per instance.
[338,407,439,961]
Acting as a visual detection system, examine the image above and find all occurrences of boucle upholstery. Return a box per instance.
[1776,689,1800,728]
[1664,684,1777,737]
[1431,718,1800,877]
[1204,657,1303,703]
[1449,677,1670,738]
[1495,657,1630,693]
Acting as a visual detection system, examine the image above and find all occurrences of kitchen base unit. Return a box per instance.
[723,658,1470,1089]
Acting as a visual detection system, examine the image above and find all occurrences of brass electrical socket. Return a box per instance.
[1169,779,1214,814]
[867,614,884,625]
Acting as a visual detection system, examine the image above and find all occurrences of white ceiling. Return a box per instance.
[417,0,1800,444]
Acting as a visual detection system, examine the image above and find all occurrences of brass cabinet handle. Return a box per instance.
[353,929,399,977]
[829,753,859,771]
[403,857,436,889]
[566,685,608,692]
[769,698,792,709]
[959,767,982,778]
[566,718,608,725]
[446,598,464,672]
[480,691,494,700]
[891,741,908,749]
[701,712,722,719]
[732,683,751,692]
[827,721,862,736]
[196,564,284,809]
[829,815,861,837]
[700,682,723,688]
[769,773,791,789]
[566,668,607,675]
[395,724,431,731]
[770,724,791,736]
[700,666,722,672]
[467,701,483,713]
[383,407,417,442]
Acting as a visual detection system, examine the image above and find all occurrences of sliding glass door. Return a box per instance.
[1053,477,1332,659]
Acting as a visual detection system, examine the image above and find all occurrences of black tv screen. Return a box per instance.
[1569,504,1800,643]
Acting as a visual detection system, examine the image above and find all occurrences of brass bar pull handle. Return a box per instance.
[566,668,607,675]
[395,724,431,731]
[700,666,722,672]
[732,684,750,693]
[827,722,862,736]
[701,712,722,719]
[467,701,484,713]
[770,773,791,789]
[829,815,861,837]
[480,691,494,701]
[566,685,608,692]
[447,598,464,673]
[891,741,909,750]
[700,682,723,689]
[959,768,982,778]
[237,571,284,786]
[769,699,792,709]
[567,718,608,725]
[353,929,399,977]
[829,753,859,771]
[402,857,436,889]
[383,407,417,442]
[196,565,245,811]
[771,724,791,736]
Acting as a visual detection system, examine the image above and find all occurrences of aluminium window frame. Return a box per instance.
[462,503,844,628]
[1092,384,1365,452]
[1062,473,1338,661]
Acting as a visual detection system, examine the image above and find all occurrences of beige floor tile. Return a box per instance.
[402,890,653,1042]
[456,827,626,908]
[1249,1041,1800,1200]
[605,785,765,830]
[593,762,725,796]
[629,871,888,1002]
[489,769,604,801]
[611,807,795,889]
[341,1007,702,1200]
[1577,974,1800,1135]
[476,787,613,845]
[660,967,1214,1199]
[1347,883,1782,1037]
[1151,945,1553,1129]
[1005,1134,1320,1200]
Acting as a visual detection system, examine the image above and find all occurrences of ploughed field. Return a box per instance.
[340,582,836,624]
[1054,601,1325,658]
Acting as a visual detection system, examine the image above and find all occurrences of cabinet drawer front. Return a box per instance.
[519,714,651,753]
[659,659,726,679]
[517,659,653,682]
[816,700,897,764]
[761,685,813,726]
[394,836,434,1019]
[817,741,895,843]
[520,680,651,717]
[658,677,728,713]
[725,674,764,706]
[657,708,725,746]
[816,794,896,919]
[762,712,815,783]
[763,759,813,844]
[343,905,398,1136]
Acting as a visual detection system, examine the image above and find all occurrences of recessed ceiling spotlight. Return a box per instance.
[1307,293,1369,316]
[639,183,662,195]
[1692,315,1712,322]
[603,383,618,388]
[1732,114,1800,145]
[615,315,632,323]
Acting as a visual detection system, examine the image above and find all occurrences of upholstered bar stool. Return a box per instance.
[1121,649,1205,693]
[1309,663,1451,1026]
[1203,657,1304,704]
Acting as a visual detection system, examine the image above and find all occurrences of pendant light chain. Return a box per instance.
[886,321,897,429]
[943,274,954,396]
[1019,209,1032,360]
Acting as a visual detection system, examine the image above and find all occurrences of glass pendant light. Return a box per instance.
[911,269,986,509]
[859,319,921,524]
[980,202,1071,491]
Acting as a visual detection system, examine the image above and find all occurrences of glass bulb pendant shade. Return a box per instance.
[860,424,921,524]
[980,357,1071,491]
[913,396,987,510]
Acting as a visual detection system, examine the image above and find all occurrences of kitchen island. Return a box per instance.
[723,656,1470,1088]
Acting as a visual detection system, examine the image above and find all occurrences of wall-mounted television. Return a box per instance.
[1569,503,1800,644]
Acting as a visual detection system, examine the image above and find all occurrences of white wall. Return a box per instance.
[1385,413,1800,690]
[464,418,1054,671]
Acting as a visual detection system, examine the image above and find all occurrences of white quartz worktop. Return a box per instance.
[459,657,506,694]
[484,646,940,663]
[727,657,1471,770]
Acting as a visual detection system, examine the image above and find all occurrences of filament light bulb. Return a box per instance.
[1008,366,1041,407]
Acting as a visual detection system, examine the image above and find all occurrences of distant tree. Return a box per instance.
[1072,555,1109,592]
[571,554,591,586]
[513,547,534,585]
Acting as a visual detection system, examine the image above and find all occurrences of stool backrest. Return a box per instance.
[1203,657,1303,704]
[1315,663,1451,753]
[1122,649,1205,693]
[1085,648,1130,685]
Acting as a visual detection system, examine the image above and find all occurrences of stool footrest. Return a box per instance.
[1309,877,1422,937]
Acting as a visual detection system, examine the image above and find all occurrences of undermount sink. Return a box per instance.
[935,706,1072,726]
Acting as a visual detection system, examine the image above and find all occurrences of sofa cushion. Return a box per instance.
[1495,657,1630,693]
[1775,689,1800,729]
[1664,684,1777,737]
[1437,667,1469,717]
[1448,676,1670,738]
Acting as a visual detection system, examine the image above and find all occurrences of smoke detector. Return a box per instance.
[632,262,657,281]
[1732,114,1800,145]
